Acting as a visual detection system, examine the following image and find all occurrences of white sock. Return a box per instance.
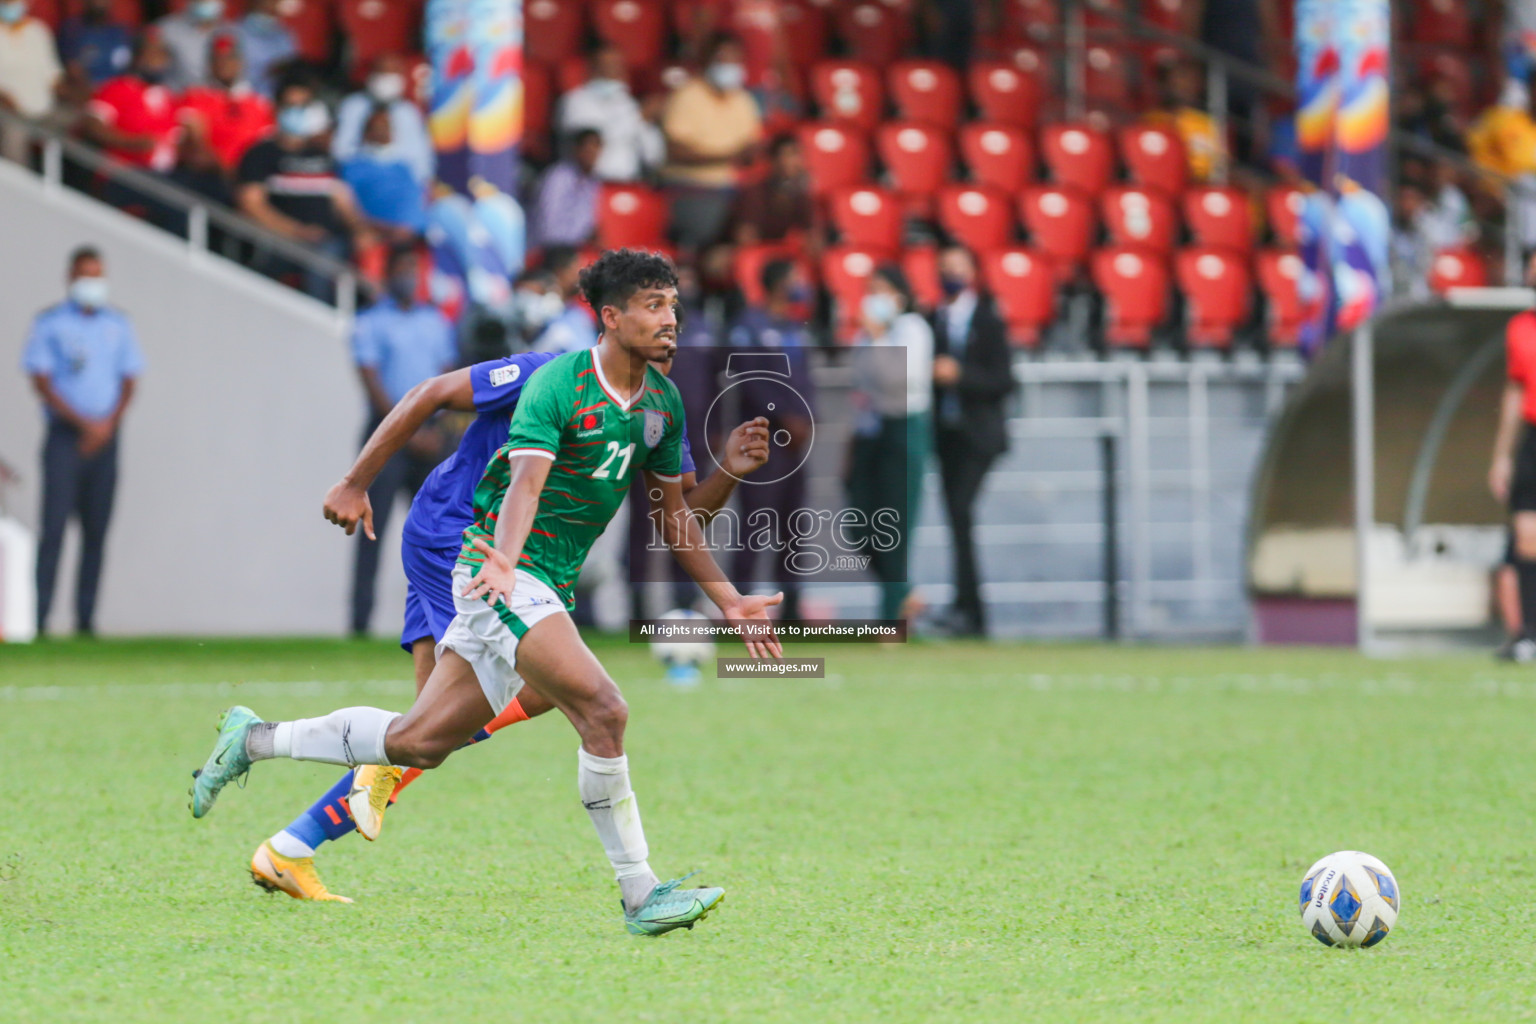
[269,830,315,859]
[246,707,400,766]
[577,747,658,910]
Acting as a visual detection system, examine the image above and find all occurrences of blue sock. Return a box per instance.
[281,770,357,851]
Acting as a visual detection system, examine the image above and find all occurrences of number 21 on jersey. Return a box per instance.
[592,441,634,480]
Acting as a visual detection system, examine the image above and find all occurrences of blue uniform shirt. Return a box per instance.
[352,297,456,406]
[21,301,144,421]
[57,19,133,86]
[402,352,695,548]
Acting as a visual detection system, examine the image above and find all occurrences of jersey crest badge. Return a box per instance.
[643,409,665,449]
[488,363,521,387]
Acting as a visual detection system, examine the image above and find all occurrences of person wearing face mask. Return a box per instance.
[234,0,298,99]
[340,105,427,242]
[0,0,63,164]
[348,245,456,636]
[237,76,377,299]
[846,263,934,625]
[531,245,600,354]
[661,32,764,251]
[929,245,1014,638]
[333,53,434,186]
[558,42,665,183]
[83,31,182,175]
[156,0,233,90]
[21,247,144,638]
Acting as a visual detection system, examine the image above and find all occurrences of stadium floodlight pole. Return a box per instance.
[1352,319,1376,655]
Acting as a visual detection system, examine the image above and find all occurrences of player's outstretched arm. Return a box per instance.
[1492,380,1525,503]
[648,471,783,659]
[464,453,552,606]
[678,416,771,518]
[323,368,478,538]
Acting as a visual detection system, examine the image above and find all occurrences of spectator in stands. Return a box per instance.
[179,34,274,177]
[340,105,427,242]
[237,76,376,298]
[334,54,434,187]
[558,42,665,183]
[929,245,1013,638]
[349,244,454,636]
[529,128,603,249]
[1145,60,1225,184]
[57,0,133,95]
[22,246,143,638]
[157,0,235,91]
[83,32,182,175]
[726,257,815,620]
[846,263,934,624]
[921,0,975,70]
[532,246,600,354]
[1469,78,1536,260]
[731,134,818,251]
[661,33,764,251]
[0,0,63,164]
[1183,0,1282,161]
[235,0,298,99]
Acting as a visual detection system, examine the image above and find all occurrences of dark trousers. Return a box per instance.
[936,426,998,633]
[732,469,806,620]
[847,413,929,621]
[351,428,440,634]
[36,422,119,634]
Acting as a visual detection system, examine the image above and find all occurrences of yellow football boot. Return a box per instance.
[249,842,353,903]
[347,764,403,841]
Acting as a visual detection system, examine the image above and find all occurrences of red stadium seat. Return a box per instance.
[1183,186,1254,253]
[959,123,1034,192]
[1415,49,1476,117]
[1410,0,1472,48]
[1092,247,1170,349]
[1176,247,1251,349]
[903,245,942,311]
[982,247,1057,348]
[524,0,585,66]
[735,243,817,307]
[1085,0,1128,28]
[596,185,669,249]
[876,122,952,211]
[1042,123,1115,196]
[1101,186,1178,253]
[1266,185,1305,247]
[1020,186,1097,275]
[969,60,1042,129]
[938,185,1016,253]
[888,60,962,130]
[1118,125,1187,197]
[275,0,336,64]
[822,245,893,341]
[775,0,830,68]
[49,0,143,26]
[339,0,421,72]
[523,62,553,161]
[835,2,907,65]
[1255,249,1305,348]
[830,186,904,251]
[811,60,884,132]
[1428,247,1489,293]
[1084,45,1133,109]
[999,0,1058,42]
[592,0,667,75]
[797,122,872,198]
[1141,0,1188,32]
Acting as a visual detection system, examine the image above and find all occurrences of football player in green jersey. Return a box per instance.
[190,250,783,935]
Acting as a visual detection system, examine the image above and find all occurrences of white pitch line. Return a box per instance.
[0,679,413,703]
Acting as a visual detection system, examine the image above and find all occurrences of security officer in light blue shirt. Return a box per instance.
[21,246,144,637]
[348,245,456,635]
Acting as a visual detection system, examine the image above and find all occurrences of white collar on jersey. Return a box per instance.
[590,347,645,410]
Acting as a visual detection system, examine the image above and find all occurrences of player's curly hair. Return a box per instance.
[579,249,679,317]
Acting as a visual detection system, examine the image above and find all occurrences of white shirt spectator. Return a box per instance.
[0,13,61,118]
[558,78,664,182]
[333,92,435,185]
[859,312,934,417]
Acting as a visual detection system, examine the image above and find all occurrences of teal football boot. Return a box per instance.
[189,706,262,818]
[623,873,725,936]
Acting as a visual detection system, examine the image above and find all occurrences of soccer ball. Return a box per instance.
[1299,851,1400,948]
[651,608,714,686]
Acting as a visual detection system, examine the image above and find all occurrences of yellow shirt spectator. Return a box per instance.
[1146,106,1225,183]
[661,76,763,188]
[1467,90,1536,179]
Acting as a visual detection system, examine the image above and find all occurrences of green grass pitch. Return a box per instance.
[3,636,1536,1022]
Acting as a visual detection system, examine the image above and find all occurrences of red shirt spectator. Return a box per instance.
[87,74,182,170]
[179,36,273,171]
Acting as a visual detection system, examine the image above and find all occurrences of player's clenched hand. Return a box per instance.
[323,481,375,539]
[723,417,772,478]
[1491,455,1514,504]
[718,591,784,660]
[464,538,518,606]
